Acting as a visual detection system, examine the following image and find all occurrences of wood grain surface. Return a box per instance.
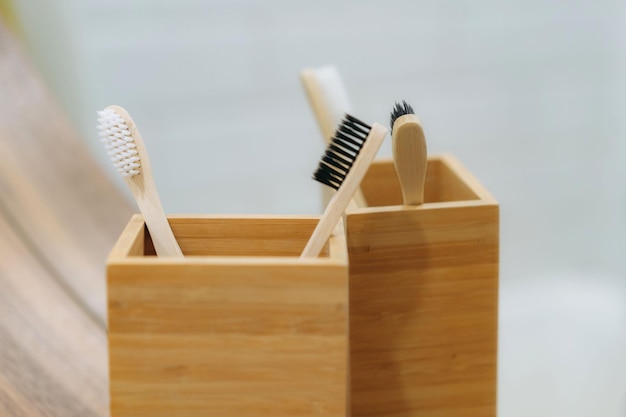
[0,19,129,417]
[347,156,499,417]
[0,216,108,417]
[0,22,133,325]
[108,216,348,417]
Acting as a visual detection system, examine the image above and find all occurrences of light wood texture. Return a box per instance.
[0,19,119,417]
[346,155,498,417]
[301,123,387,258]
[0,22,133,325]
[0,215,108,417]
[392,114,427,205]
[107,105,183,257]
[299,67,367,209]
[170,214,335,257]
[359,155,482,207]
[108,216,349,417]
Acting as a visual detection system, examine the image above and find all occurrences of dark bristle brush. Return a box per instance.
[390,101,427,206]
[301,114,387,258]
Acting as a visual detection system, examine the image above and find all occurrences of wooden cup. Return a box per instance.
[107,215,349,417]
[346,154,499,417]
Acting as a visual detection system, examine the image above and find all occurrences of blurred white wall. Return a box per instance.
[11,0,626,415]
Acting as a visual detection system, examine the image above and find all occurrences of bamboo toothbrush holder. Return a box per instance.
[346,154,499,417]
[107,215,349,417]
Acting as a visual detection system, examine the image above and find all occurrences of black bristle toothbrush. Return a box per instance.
[390,101,427,206]
[301,114,387,258]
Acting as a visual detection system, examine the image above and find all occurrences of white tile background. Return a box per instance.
[11,0,626,415]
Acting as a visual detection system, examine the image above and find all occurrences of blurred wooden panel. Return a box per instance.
[0,20,133,325]
[0,215,108,417]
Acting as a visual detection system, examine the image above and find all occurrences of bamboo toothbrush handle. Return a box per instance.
[109,105,184,258]
[392,114,427,205]
[130,182,183,257]
[301,123,387,258]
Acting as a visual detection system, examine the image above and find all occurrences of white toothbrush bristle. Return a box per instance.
[97,108,141,178]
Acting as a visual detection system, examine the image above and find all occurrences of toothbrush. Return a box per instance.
[300,66,368,208]
[390,101,427,206]
[97,105,183,257]
[300,66,353,142]
[301,115,387,258]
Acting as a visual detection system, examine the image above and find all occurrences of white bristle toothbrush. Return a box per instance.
[301,114,387,258]
[389,101,427,206]
[300,65,353,142]
[97,105,183,257]
[300,66,368,208]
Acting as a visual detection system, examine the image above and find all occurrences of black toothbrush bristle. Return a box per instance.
[389,100,415,135]
[312,114,372,190]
